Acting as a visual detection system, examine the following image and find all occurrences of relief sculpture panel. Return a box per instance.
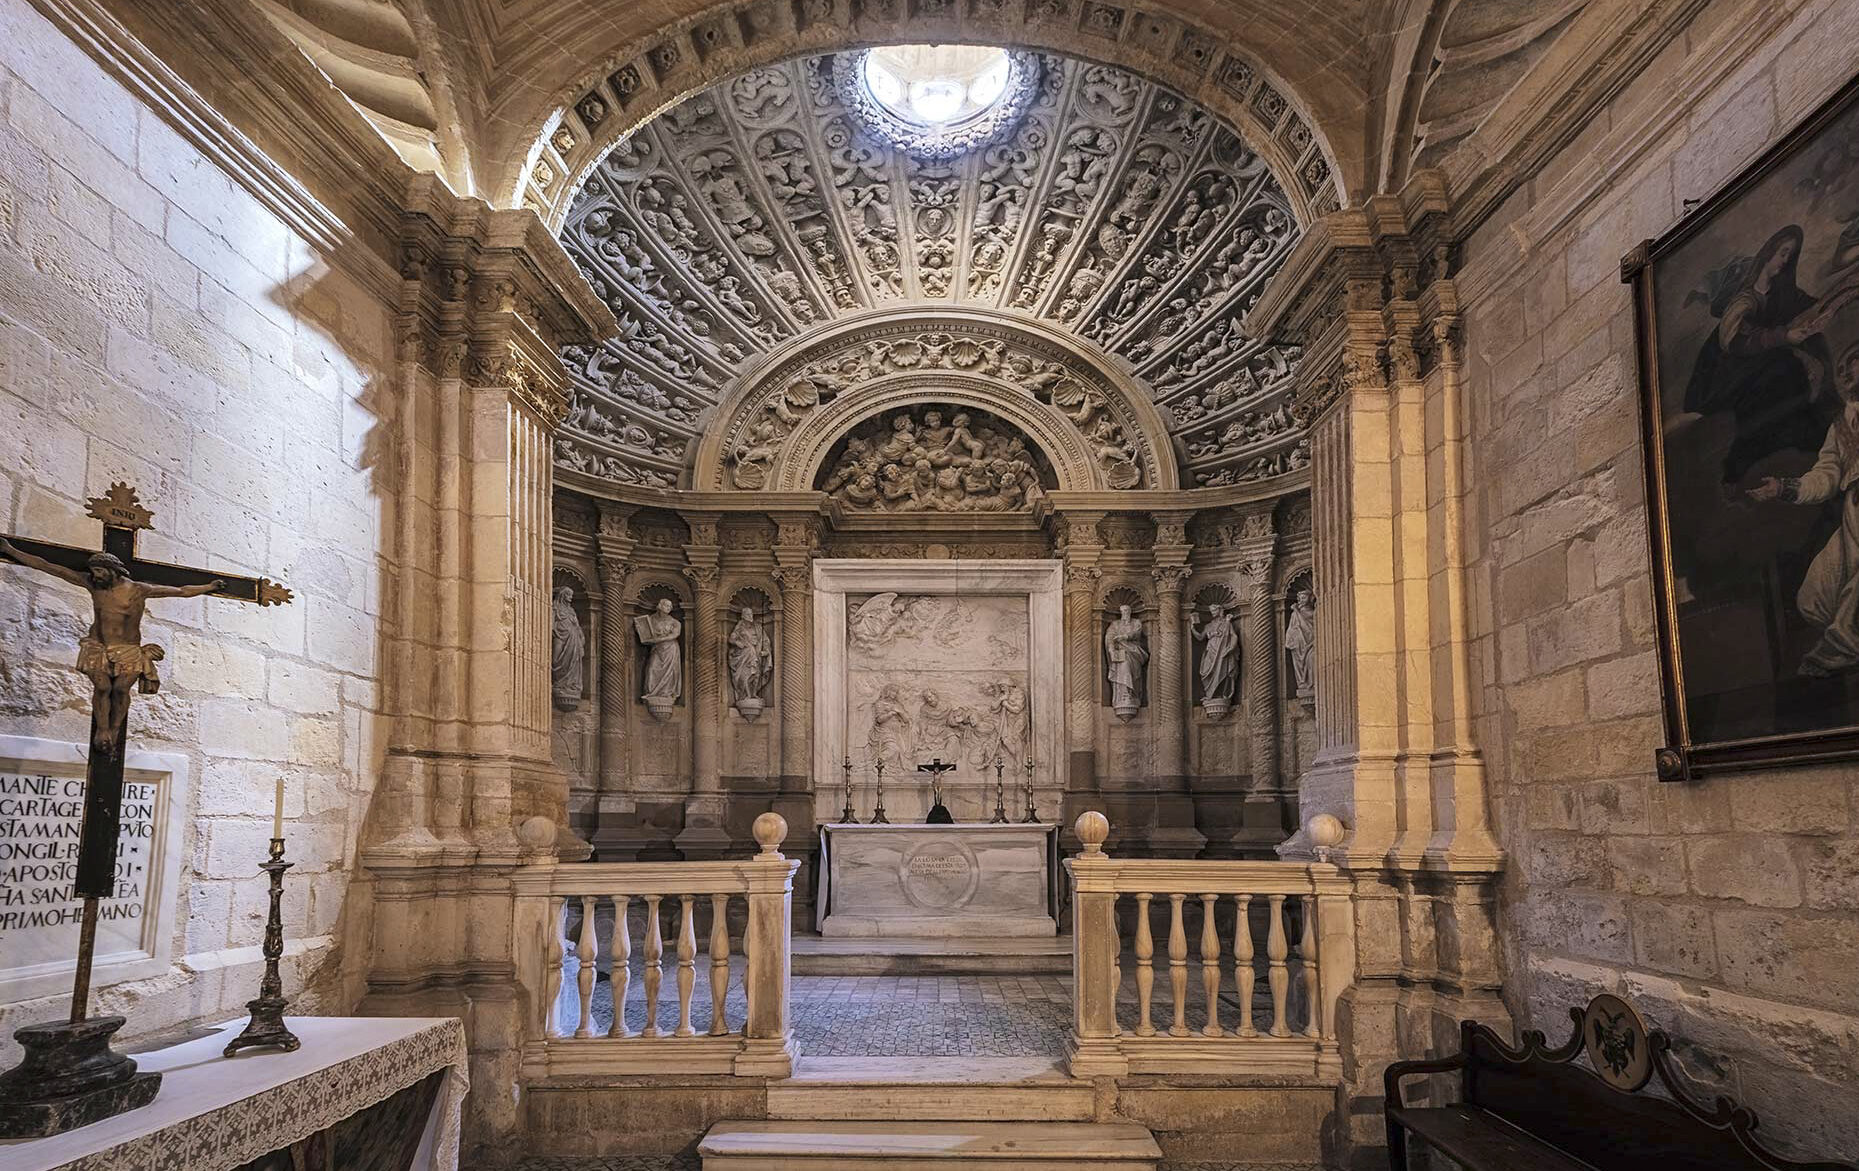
[848,594,1032,806]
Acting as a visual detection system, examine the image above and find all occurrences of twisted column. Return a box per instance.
[685,566,722,796]
[595,555,631,798]
[1243,562,1280,793]
[1150,566,1190,781]
[774,567,812,788]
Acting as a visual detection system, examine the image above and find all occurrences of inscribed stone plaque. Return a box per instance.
[0,735,189,1002]
[900,839,979,910]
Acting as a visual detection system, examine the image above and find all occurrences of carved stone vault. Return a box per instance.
[552,51,1310,494]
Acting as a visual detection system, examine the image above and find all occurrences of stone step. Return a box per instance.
[770,1059,1095,1121]
[698,1121,1161,1170]
[791,935,1070,975]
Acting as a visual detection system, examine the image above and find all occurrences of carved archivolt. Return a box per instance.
[554,50,1307,494]
[692,310,1179,493]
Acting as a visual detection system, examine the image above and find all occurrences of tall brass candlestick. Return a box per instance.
[1020,756,1038,823]
[223,836,300,1057]
[871,759,889,824]
[990,757,1009,823]
[840,756,857,824]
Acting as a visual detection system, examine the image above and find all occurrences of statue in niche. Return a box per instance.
[815,405,1051,513]
[1285,584,1317,702]
[1191,601,1240,719]
[635,597,683,721]
[551,585,585,711]
[1104,603,1147,721]
[728,605,774,720]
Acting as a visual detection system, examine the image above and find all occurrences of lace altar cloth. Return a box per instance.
[3,1017,468,1171]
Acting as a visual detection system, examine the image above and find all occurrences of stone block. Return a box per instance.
[1525,832,1609,887]
[1629,899,1717,979]
[1715,908,1859,1014]
[1649,778,1733,834]
[1687,835,1802,908]
[1728,773,1850,835]
[1799,839,1859,910]
[1522,891,1632,964]
[198,697,290,761]
[1576,776,1651,836]
[268,659,340,714]
[1585,651,1659,721]
[1506,667,1585,728]
[1498,545,1566,624]
[1609,835,1686,896]
[1526,588,1622,675]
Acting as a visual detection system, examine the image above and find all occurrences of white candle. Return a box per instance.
[272,776,284,840]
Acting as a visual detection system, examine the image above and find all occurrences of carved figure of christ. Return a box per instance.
[0,483,292,1020]
[918,757,958,823]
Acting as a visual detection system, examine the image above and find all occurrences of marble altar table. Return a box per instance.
[1,1016,468,1171]
[817,822,1059,937]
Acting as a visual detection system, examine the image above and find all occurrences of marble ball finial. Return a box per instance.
[517,815,556,851]
[1075,810,1110,855]
[1307,813,1346,848]
[753,811,788,857]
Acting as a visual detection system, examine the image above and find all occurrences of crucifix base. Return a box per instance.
[0,1016,161,1138]
[925,801,954,824]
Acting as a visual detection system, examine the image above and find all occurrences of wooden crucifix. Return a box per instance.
[917,757,957,824]
[0,483,292,1022]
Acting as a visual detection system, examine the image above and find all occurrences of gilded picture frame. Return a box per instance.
[1625,74,1859,780]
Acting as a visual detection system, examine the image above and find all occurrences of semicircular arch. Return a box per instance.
[690,306,1181,493]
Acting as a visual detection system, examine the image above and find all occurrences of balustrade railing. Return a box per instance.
[1065,812,1355,1078]
[511,812,799,1078]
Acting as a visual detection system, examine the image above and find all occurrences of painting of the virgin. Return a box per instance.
[1629,75,1859,778]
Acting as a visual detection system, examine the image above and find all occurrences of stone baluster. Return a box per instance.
[1133,891,1156,1037]
[709,893,731,1035]
[1166,892,1190,1037]
[1266,893,1290,1038]
[1233,893,1256,1037]
[675,894,697,1037]
[574,894,598,1037]
[543,897,565,1037]
[1199,893,1221,1037]
[1299,894,1321,1038]
[736,813,800,1077]
[608,894,632,1038]
[1151,567,1190,780]
[641,895,663,1037]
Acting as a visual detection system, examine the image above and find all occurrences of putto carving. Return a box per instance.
[814,406,1052,513]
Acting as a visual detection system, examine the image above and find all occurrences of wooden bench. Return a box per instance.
[1383,994,1858,1171]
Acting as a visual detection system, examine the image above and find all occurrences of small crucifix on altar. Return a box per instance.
[0,483,292,1137]
[917,757,957,824]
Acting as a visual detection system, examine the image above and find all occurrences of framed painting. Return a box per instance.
[1626,74,1859,780]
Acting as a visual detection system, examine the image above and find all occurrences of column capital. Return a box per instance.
[773,565,812,596]
[1150,565,1192,595]
[681,563,721,593]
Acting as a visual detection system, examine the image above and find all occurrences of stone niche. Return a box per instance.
[812,559,1063,825]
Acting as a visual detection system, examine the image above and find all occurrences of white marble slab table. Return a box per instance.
[817,822,1059,938]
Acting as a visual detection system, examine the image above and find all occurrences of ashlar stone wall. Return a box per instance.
[1461,0,1859,1158]
[0,0,392,1060]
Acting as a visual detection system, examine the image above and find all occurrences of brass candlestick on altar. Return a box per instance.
[223,835,300,1057]
[840,756,858,824]
[990,757,1009,823]
[1020,756,1039,823]
[870,759,889,824]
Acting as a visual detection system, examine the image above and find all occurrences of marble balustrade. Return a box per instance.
[510,813,802,1078]
[1064,812,1355,1078]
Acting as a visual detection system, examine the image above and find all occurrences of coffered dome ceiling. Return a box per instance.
[552,50,1307,495]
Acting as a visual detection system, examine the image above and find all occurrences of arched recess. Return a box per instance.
[499,3,1356,225]
[689,307,1181,492]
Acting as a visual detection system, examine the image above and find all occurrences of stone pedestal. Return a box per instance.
[817,822,1059,938]
[0,1017,159,1138]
